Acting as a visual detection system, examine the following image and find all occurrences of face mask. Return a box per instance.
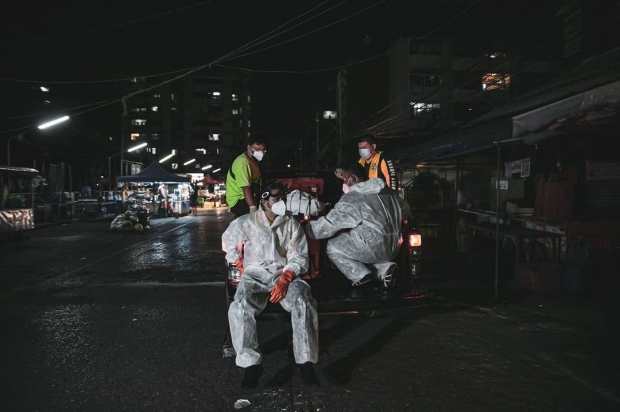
[342,183,350,194]
[359,148,371,159]
[252,150,264,162]
[269,200,287,216]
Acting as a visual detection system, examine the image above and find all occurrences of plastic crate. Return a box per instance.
[517,262,560,291]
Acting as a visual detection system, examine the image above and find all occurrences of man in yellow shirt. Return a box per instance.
[357,134,398,191]
[226,135,267,217]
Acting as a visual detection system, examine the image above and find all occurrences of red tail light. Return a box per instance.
[409,233,422,248]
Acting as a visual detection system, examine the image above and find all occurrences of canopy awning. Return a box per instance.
[512,79,620,138]
[117,161,191,184]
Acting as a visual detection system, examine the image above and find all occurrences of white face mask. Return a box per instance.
[359,148,371,159]
[342,183,350,194]
[269,200,287,216]
[252,150,264,162]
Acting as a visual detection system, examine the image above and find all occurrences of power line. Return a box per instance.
[0,0,341,84]
[0,99,116,122]
[0,65,205,85]
[218,0,388,62]
[1,0,216,46]
[2,0,353,132]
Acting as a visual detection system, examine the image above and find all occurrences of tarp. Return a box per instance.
[117,161,191,184]
[512,79,620,138]
[385,119,512,166]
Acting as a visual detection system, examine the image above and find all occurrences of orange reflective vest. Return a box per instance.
[358,151,398,191]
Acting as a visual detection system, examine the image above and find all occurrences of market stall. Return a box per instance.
[117,161,191,217]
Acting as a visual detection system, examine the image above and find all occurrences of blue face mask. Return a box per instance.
[359,148,371,159]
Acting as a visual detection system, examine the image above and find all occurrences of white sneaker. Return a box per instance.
[372,262,398,289]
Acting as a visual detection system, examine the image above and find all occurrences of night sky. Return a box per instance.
[0,0,561,162]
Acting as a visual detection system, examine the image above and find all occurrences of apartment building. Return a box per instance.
[123,70,251,175]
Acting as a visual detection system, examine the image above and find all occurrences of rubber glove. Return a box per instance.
[269,270,295,303]
[233,258,244,277]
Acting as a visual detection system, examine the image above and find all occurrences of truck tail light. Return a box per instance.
[409,233,422,248]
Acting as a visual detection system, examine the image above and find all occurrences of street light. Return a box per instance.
[212,168,221,173]
[159,153,174,163]
[7,115,70,166]
[127,142,147,152]
[38,115,69,130]
[201,164,212,170]
[183,159,195,166]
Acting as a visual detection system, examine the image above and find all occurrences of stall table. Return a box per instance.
[467,222,563,278]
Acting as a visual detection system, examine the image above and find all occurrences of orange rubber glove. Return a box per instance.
[269,270,295,303]
[234,258,244,277]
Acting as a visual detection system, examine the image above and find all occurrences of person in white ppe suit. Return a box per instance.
[306,163,402,297]
[222,182,320,389]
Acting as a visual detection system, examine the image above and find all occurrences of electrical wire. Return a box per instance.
[0,65,205,85]
[1,1,351,132]
[1,0,216,46]
[214,0,480,73]
[0,0,340,84]
[215,0,343,61]
[217,0,388,62]
[0,99,116,122]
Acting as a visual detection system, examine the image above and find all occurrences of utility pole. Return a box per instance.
[120,97,127,176]
[336,69,346,166]
[315,111,320,166]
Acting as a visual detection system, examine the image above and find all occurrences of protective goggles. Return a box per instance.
[260,182,285,200]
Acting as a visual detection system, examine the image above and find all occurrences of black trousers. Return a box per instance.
[230,199,250,217]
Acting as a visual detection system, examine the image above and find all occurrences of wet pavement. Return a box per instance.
[1,209,620,411]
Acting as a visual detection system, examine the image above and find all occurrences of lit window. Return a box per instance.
[147,147,157,154]
[151,133,159,140]
[153,93,161,99]
[131,107,146,112]
[212,92,221,96]
[195,148,206,154]
[43,100,51,105]
[40,86,50,92]
[247,120,251,128]
[232,94,238,101]
[152,147,156,154]
[171,93,175,100]
[151,106,158,112]
[247,95,251,103]
[171,107,177,111]
[322,111,337,120]
[409,102,440,119]
[209,134,220,141]
[130,133,140,141]
[132,119,146,126]
[239,107,243,114]
[171,149,176,155]
[482,74,511,91]
[239,120,243,127]
[232,108,239,115]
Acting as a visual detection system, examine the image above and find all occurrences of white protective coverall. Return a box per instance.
[306,178,402,283]
[222,211,319,368]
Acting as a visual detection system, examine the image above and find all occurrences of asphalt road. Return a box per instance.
[1,210,619,411]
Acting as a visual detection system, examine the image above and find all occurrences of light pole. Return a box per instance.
[6,115,70,166]
[108,142,149,193]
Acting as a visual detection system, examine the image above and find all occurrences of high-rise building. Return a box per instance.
[122,70,251,175]
[386,37,552,139]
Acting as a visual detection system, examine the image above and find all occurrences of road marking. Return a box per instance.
[42,220,195,284]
